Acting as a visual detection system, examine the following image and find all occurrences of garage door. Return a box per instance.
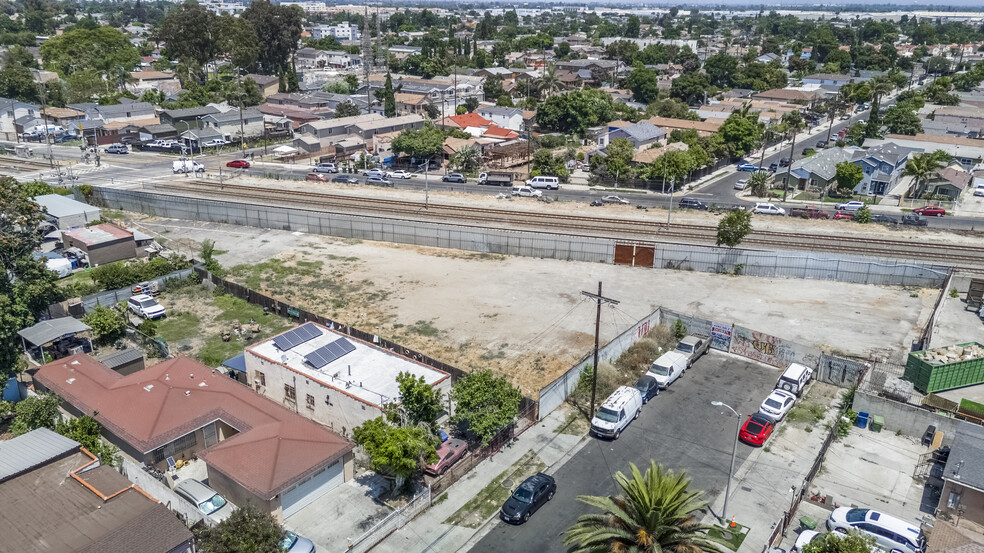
[281,460,344,518]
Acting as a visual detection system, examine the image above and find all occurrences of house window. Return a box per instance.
[285,384,296,401]
[948,490,962,509]
[306,394,315,410]
[256,371,266,387]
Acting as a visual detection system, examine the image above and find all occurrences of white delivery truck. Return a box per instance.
[172,160,205,174]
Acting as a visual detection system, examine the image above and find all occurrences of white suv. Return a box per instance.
[128,294,166,319]
[827,508,925,553]
[511,185,543,198]
[752,202,786,216]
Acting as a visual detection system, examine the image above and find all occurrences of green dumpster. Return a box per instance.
[870,415,884,432]
[800,516,817,530]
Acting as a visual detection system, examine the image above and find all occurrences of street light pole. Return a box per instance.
[711,400,741,523]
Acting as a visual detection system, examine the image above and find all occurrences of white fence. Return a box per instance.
[346,486,431,553]
[120,457,206,527]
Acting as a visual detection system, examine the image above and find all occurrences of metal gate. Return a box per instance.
[613,243,655,267]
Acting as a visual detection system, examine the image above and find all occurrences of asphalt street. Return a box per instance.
[468,352,780,553]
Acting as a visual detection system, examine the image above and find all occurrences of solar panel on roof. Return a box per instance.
[305,337,356,369]
[272,322,321,351]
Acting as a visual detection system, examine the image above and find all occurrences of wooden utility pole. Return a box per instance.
[782,129,798,202]
[581,282,619,416]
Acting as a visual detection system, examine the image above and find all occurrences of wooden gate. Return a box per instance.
[614,243,655,267]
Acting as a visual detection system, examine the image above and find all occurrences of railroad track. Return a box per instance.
[148,180,984,269]
[0,155,53,172]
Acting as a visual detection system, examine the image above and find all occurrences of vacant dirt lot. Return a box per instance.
[128,215,936,396]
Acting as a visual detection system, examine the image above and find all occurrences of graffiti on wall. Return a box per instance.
[730,326,819,369]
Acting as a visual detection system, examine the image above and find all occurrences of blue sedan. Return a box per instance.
[737,163,760,172]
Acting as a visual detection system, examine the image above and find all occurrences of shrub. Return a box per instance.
[82,305,127,343]
[139,319,158,337]
[671,319,688,340]
[569,361,621,415]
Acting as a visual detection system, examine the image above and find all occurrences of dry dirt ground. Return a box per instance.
[126,211,937,397]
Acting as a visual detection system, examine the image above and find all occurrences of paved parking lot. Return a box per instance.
[468,351,781,553]
[285,473,392,551]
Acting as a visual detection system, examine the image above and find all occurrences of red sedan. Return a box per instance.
[424,438,468,476]
[305,172,329,182]
[226,159,250,169]
[913,205,946,217]
[739,413,775,447]
[832,211,854,220]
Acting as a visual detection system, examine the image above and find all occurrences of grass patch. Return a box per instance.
[432,492,449,506]
[555,409,590,436]
[707,523,749,551]
[198,334,250,367]
[229,258,325,290]
[213,294,290,329]
[212,249,229,256]
[155,311,201,343]
[444,450,546,528]
[787,400,828,425]
[407,320,439,338]
[59,267,95,287]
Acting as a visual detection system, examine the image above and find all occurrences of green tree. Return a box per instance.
[883,105,923,136]
[392,372,444,428]
[625,15,641,38]
[0,177,59,381]
[449,146,482,173]
[750,170,770,198]
[55,415,102,453]
[802,530,876,553]
[536,88,616,135]
[196,503,285,553]
[626,63,661,104]
[483,75,505,100]
[925,55,951,75]
[353,417,437,484]
[10,394,61,435]
[19,180,53,198]
[450,370,522,447]
[242,0,303,73]
[669,71,710,105]
[864,77,894,138]
[345,74,359,94]
[716,209,753,248]
[154,3,219,68]
[703,52,738,88]
[82,305,127,343]
[534,64,563,100]
[40,27,140,77]
[718,108,762,158]
[464,96,479,113]
[564,461,722,553]
[604,137,634,182]
[903,150,953,198]
[855,205,871,224]
[834,161,863,194]
[334,101,361,118]
[391,125,445,159]
[217,14,259,70]
[376,72,397,118]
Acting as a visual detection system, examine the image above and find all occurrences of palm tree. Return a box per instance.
[902,150,953,199]
[449,146,482,173]
[865,77,895,138]
[564,461,724,553]
[535,64,562,100]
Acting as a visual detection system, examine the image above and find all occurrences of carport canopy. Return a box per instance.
[18,318,91,347]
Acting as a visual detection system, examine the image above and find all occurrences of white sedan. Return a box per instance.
[602,195,629,204]
[389,170,412,179]
[734,179,748,190]
[759,389,797,421]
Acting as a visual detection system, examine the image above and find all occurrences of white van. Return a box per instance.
[172,159,205,174]
[590,386,643,440]
[647,351,689,389]
[776,362,813,397]
[525,176,560,190]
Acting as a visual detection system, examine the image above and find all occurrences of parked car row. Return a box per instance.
[739,362,813,447]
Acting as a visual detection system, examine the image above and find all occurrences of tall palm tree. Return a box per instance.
[902,150,953,199]
[564,461,724,553]
[535,64,562,100]
[865,77,895,138]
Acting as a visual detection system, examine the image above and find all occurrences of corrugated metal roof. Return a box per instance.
[0,428,79,482]
[97,348,144,369]
[17,317,91,346]
[34,194,100,219]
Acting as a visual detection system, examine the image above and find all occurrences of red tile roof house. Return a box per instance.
[34,354,354,520]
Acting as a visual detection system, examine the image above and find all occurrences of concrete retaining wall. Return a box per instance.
[852,392,960,444]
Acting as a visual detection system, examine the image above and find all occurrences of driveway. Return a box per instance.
[286,472,392,550]
[467,351,781,553]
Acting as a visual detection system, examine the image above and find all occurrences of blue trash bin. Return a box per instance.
[856,412,869,429]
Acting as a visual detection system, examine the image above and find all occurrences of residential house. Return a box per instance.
[297,47,361,69]
[0,428,195,553]
[647,116,726,137]
[297,113,385,147]
[754,88,825,104]
[309,21,361,41]
[476,105,524,131]
[61,223,137,266]
[802,73,855,87]
[201,108,265,141]
[40,106,85,129]
[84,99,156,124]
[0,97,39,138]
[926,105,984,139]
[756,52,781,64]
[127,70,182,97]
[608,121,666,149]
[850,142,914,195]
[246,74,282,98]
[387,45,422,61]
[348,114,425,140]
[256,103,320,130]
[783,146,857,192]
[632,141,689,164]
[159,105,221,131]
[34,354,355,520]
[35,194,101,229]
[394,93,432,116]
[938,422,984,526]
[135,123,178,142]
[866,134,984,171]
[926,165,972,199]
[245,322,451,433]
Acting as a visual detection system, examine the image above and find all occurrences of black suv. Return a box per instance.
[678,197,709,210]
[500,473,556,524]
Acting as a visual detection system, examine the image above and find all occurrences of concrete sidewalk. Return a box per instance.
[370,407,587,553]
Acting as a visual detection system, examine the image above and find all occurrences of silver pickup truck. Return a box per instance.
[675,335,710,368]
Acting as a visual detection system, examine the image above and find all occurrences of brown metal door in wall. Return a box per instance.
[614,244,634,266]
[634,246,655,267]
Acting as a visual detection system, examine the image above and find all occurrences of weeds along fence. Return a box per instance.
[45,268,194,319]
